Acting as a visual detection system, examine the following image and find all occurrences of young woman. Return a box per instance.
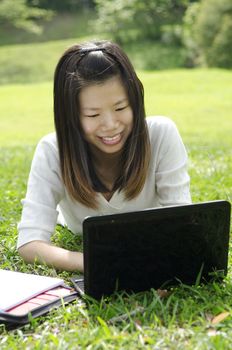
[17,40,191,272]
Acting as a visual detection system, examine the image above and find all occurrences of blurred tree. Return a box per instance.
[183,0,232,68]
[27,0,95,12]
[182,1,200,66]
[94,0,189,44]
[0,0,53,33]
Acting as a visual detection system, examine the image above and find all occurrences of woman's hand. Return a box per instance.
[18,241,84,272]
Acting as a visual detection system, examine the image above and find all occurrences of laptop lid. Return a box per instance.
[83,201,231,299]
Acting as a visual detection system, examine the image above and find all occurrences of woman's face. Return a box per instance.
[79,76,133,157]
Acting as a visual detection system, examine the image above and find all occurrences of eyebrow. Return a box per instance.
[82,98,128,111]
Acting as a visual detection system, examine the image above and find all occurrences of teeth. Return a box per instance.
[101,133,122,145]
[103,134,120,141]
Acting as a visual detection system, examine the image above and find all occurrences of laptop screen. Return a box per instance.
[83,201,231,299]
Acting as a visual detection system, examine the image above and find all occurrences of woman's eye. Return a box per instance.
[85,114,99,118]
[116,106,127,112]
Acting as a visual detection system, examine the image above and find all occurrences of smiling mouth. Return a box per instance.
[100,133,122,145]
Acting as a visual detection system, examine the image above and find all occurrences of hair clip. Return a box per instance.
[79,47,105,56]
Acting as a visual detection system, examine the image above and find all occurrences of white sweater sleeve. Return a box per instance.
[150,117,191,206]
[17,134,65,249]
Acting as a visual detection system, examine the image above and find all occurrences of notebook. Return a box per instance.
[0,269,64,311]
[0,270,78,328]
[71,200,231,299]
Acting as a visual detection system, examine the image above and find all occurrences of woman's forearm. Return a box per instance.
[18,241,83,272]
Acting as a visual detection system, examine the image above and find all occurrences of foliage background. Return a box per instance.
[1,0,232,68]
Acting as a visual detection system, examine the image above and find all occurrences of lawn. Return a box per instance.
[0,40,232,348]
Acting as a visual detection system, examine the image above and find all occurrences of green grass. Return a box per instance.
[0,40,232,348]
[143,69,232,147]
[0,82,53,145]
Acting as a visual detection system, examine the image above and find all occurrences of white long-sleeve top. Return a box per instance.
[17,116,191,249]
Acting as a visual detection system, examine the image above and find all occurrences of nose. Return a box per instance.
[101,111,119,131]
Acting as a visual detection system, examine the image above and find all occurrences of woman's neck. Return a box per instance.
[90,145,122,169]
[90,146,122,192]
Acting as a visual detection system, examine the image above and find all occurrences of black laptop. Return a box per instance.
[71,200,231,299]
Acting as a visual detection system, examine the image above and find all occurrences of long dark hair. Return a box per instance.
[54,40,150,208]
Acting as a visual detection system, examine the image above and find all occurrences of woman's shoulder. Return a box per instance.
[38,132,57,146]
[145,116,186,162]
[146,115,176,129]
[33,132,59,164]
[36,132,58,153]
[146,116,178,138]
